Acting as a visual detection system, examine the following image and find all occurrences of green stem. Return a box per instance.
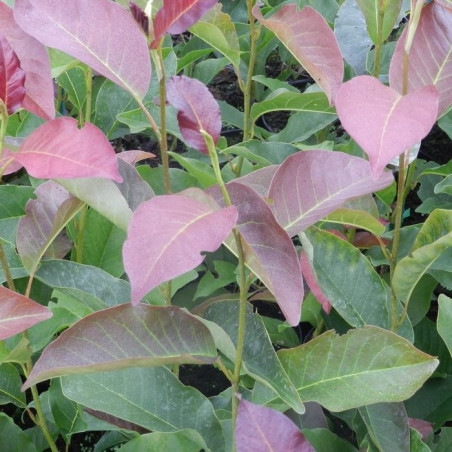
[0,241,15,291]
[83,67,93,124]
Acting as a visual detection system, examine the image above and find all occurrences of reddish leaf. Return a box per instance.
[14,0,150,99]
[0,286,52,341]
[23,304,217,390]
[123,194,237,303]
[0,148,22,175]
[434,0,452,10]
[268,150,394,236]
[336,76,439,178]
[234,165,279,198]
[129,1,149,35]
[236,399,314,452]
[151,0,217,48]
[408,418,433,439]
[166,75,221,153]
[0,2,54,120]
[389,2,452,116]
[117,150,156,165]
[253,4,343,104]
[0,34,25,115]
[14,117,123,182]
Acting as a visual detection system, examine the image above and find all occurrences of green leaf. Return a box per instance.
[277,326,438,412]
[61,366,225,452]
[194,261,237,299]
[0,363,26,407]
[302,428,358,452]
[324,208,386,236]
[0,414,37,452]
[438,294,452,356]
[0,186,35,219]
[429,427,452,452]
[204,301,305,414]
[168,152,217,188]
[57,66,87,115]
[435,174,452,195]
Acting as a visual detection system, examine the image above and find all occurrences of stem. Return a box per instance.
[0,241,15,291]
[75,206,88,263]
[83,67,93,124]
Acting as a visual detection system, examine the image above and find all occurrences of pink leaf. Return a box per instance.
[151,0,217,48]
[253,4,343,104]
[23,304,217,390]
[129,1,149,35]
[123,194,237,303]
[236,399,314,452]
[0,286,52,341]
[0,148,23,175]
[268,150,394,236]
[336,76,439,178]
[234,165,279,198]
[117,150,156,165]
[389,2,452,116]
[0,34,25,115]
[14,0,150,99]
[14,117,123,182]
[0,2,54,120]
[300,251,331,314]
[166,75,221,153]
[408,418,433,439]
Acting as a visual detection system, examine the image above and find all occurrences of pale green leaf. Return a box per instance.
[324,208,385,236]
[438,294,452,356]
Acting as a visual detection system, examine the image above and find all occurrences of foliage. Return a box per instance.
[0,0,450,450]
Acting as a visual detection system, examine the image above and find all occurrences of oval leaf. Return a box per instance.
[14,117,123,182]
[253,4,343,104]
[14,0,150,99]
[23,304,217,390]
[336,75,439,178]
[0,286,52,341]
[123,194,237,303]
[236,399,314,452]
[268,150,394,236]
[151,0,217,48]
[166,75,221,153]
[278,326,438,412]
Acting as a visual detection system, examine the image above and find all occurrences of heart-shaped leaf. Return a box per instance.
[123,194,237,303]
[166,75,221,153]
[389,1,452,116]
[236,399,314,452]
[14,117,123,182]
[268,150,393,236]
[0,2,54,120]
[23,304,217,390]
[151,0,217,48]
[0,286,52,341]
[253,4,343,104]
[336,75,439,178]
[14,0,150,99]
[0,34,25,115]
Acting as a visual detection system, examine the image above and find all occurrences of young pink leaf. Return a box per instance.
[236,399,314,452]
[0,286,52,341]
[0,2,54,120]
[166,75,221,153]
[14,117,123,182]
[336,76,439,178]
[117,150,156,165]
[22,304,217,390]
[389,2,452,116]
[14,0,150,99]
[151,0,217,48]
[253,4,343,104]
[123,194,237,303]
[268,150,394,236]
[0,34,25,115]
[234,165,279,198]
[0,148,22,175]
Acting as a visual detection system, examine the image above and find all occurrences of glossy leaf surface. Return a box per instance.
[23,304,217,389]
[278,326,438,412]
[14,117,123,182]
[166,75,221,153]
[0,286,52,341]
[268,151,393,236]
[123,194,237,303]
[253,4,343,104]
[236,399,313,452]
[336,76,439,177]
[14,0,150,99]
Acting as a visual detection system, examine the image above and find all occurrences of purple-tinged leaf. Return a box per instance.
[434,0,452,10]
[16,181,83,273]
[408,418,433,439]
[129,1,149,35]
[117,150,156,165]
[14,117,123,182]
[0,34,25,115]
[253,4,343,104]
[14,0,150,99]
[236,399,314,452]
[268,150,394,236]
[151,0,217,48]
[0,286,52,341]
[0,2,54,120]
[22,304,217,390]
[389,2,452,116]
[336,76,439,178]
[123,194,237,303]
[166,75,221,153]
[234,165,279,198]
[0,148,22,175]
